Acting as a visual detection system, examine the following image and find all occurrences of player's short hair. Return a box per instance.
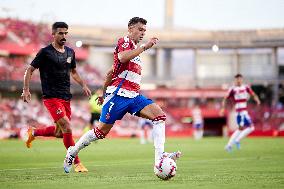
[234,73,243,78]
[52,22,68,34]
[128,17,147,27]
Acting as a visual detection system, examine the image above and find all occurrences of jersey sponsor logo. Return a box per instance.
[56,109,63,115]
[67,57,72,63]
[122,42,129,49]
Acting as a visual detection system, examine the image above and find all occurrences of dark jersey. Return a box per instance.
[31,44,76,100]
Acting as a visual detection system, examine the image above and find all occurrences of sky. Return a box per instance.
[0,0,284,30]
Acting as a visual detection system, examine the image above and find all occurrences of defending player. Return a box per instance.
[21,22,92,172]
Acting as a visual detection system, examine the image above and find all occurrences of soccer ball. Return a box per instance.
[154,157,177,180]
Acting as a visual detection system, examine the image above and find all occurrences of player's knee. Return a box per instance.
[55,132,63,138]
[94,127,106,139]
[152,115,167,123]
[238,127,244,131]
[57,118,71,133]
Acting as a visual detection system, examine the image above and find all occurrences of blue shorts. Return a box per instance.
[193,123,203,129]
[236,111,252,128]
[99,94,154,124]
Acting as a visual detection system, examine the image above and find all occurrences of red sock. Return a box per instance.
[63,133,80,164]
[34,126,56,137]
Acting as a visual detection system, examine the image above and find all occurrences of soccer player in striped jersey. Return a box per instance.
[221,74,261,151]
[63,17,181,173]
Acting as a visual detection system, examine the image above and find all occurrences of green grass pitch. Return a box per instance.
[0,137,283,189]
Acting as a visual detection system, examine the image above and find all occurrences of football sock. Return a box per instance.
[152,115,166,164]
[72,127,105,155]
[34,126,56,137]
[227,129,241,147]
[199,130,204,139]
[63,133,80,164]
[235,126,255,143]
[193,130,198,140]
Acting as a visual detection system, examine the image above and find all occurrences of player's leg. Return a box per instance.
[193,125,199,140]
[62,99,89,172]
[225,113,243,151]
[146,124,153,143]
[198,125,204,140]
[234,113,254,148]
[194,126,203,140]
[54,123,63,138]
[25,99,64,148]
[64,94,126,173]
[225,129,241,151]
[25,125,58,148]
[140,124,146,144]
[136,98,181,164]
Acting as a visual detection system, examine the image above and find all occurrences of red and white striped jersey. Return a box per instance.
[106,36,142,98]
[226,85,254,112]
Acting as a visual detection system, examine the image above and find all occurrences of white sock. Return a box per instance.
[193,130,198,140]
[152,120,165,164]
[140,129,146,144]
[198,130,203,140]
[71,129,98,155]
[227,130,241,147]
[235,126,254,143]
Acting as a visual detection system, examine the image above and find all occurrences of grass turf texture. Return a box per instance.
[0,138,283,189]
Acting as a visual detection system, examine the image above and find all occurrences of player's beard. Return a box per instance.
[58,38,66,46]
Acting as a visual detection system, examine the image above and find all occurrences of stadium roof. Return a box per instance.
[71,25,284,49]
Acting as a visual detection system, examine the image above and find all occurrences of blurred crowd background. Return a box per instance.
[1,0,284,139]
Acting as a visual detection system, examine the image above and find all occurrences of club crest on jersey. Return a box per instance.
[56,109,63,115]
[106,113,110,120]
[66,57,72,63]
[122,42,129,49]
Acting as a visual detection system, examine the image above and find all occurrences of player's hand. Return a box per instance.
[144,37,158,50]
[96,96,104,105]
[21,89,31,103]
[82,84,92,98]
[256,99,261,106]
[219,108,225,116]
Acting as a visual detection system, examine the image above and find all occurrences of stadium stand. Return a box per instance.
[0,18,284,139]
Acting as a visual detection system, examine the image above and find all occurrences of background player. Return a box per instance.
[192,104,204,140]
[63,17,181,173]
[21,22,92,172]
[220,74,261,151]
[138,118,153,144]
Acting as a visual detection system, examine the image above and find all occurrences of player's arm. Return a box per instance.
[220,89,233,116]
[97,68,113,105]
[102,68,113,96]
[252,93,261,105]
[220,97,227,116]
[21,65,36,103]
[70,68,92,98]
[248,87,261,105]
[118,37,158,63]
